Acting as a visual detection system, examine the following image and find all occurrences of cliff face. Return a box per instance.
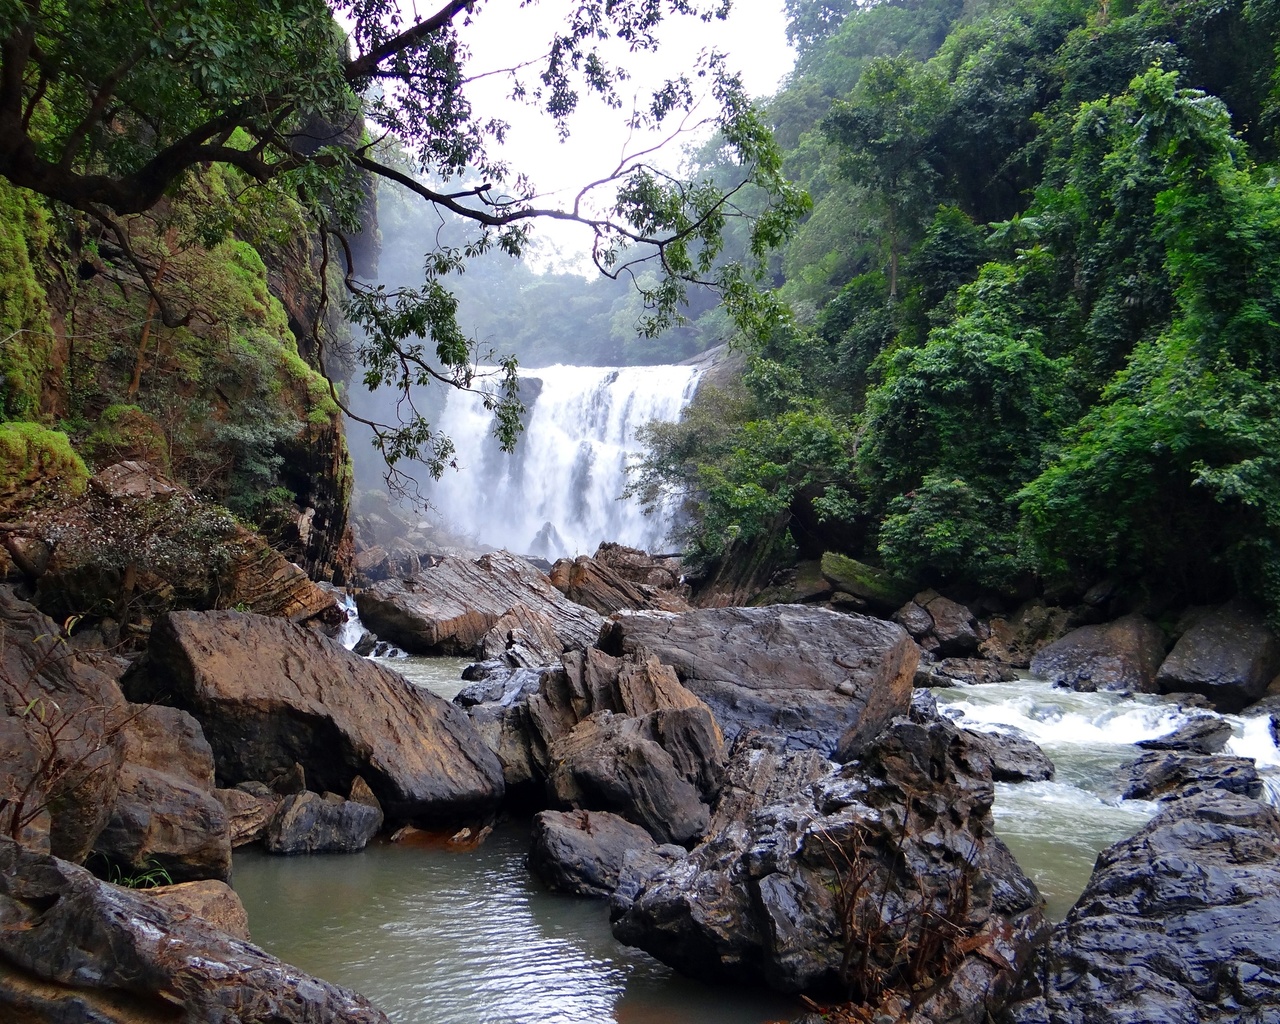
[0,161,364,586]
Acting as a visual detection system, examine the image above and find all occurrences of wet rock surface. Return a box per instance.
[139,879,252,941]
[1115,750,1262,802]
[1156,600,1280,712]
[1135,713,1233,754]
[1005,790,1280,1024]
[961,728,1055,783]
[122,609,505,825]
[264,790,384,854]
[611,717,1045,1017]
[529,808,663,898]
[916,657,1018,688]
[0,836,389,1023]
[355,550,603,656]
[600,604,917,760]
[1031,613,1166,693]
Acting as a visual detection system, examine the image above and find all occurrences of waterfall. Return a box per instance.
[425,363,701,559]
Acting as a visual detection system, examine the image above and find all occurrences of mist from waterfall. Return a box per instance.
[424,363,701,559]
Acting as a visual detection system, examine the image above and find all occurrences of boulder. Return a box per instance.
[1135,713,1233,755]
[898,590,981,656]
[121,610,504,825]
[529,808,662,898]
[593,542,687,592]
[0,836,388,1023]
[1155,600,1280,712]
[215,785,279,847]
[355,550,604,656]
[549,554,679,614]
[819,552,914,613]
[1116,750,1262,801]
[139,879,251,940]
[478,605,564,667]
[1005,790,1280,1024]
[1030,613,1166,693]
[263,790,383,855]
[547,711,711,845]
[960,728,1055,783]
[611,717,1046,1014]
[0,587,126,863]
[91,704,231,883]
[599,605,917,761]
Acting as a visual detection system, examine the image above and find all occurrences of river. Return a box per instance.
[233,653,1280,1021]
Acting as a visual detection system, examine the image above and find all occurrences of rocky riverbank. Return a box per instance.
[5,521,1280,1023]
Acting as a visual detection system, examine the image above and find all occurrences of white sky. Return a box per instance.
[449,0,797,263]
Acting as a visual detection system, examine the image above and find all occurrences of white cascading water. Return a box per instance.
[424,363,701,559]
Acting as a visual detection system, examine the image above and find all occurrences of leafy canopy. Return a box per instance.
[0,0,807,478]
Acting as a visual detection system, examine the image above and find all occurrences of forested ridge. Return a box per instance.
[638,0,1280,621]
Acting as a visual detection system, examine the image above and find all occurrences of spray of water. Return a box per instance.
[425,363,701,558]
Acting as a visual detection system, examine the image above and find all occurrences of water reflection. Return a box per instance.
[234,822,798,1024]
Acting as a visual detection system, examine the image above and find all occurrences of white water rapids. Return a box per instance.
[424,363,702,559]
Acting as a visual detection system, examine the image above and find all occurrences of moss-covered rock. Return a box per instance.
[0,180,56,420]
[0,422,88,513]
[83,404,170,470]
[819,551,915,613]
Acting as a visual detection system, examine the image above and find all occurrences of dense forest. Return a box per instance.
[633,0,1280,623]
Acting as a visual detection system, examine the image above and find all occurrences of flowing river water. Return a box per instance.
[233,651,1280,1022]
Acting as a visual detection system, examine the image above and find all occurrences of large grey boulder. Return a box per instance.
[1005,790,1280,1024]
[355,550,603,656]
[961,728,1055,783]
[0,836,388,1023]
[1031,613,1166,693]
[599,604,917,760]
[122,610,504,825]
[611,717,1045,1018]
[1155,600,1280,712]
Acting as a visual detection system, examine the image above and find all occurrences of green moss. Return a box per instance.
[0,422,89,510]
[0,180,55,420]
[819,551,915,612]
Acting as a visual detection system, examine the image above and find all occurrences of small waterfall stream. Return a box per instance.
[425,363,701,558]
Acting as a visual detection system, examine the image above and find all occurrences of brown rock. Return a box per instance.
[138,879,251,940]
[479,605,564,666]
[215,786,278,847]
[0,587,126,863]
[0,836,388,1023]
[356,550,604,656]
[921,592,980,655]
[1031,613,1167,693]
[122,610,505,825]
[547,711,710,845]
[600,605,917,762]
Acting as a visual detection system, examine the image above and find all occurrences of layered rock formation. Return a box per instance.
[123,609,505,824]
[356,550,603,656]
[599,604,917,760]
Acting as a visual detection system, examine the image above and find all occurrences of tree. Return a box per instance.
[0,0,807,478]
[822,55,947,298]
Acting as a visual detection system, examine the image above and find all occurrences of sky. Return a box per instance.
[450,0,798,265]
